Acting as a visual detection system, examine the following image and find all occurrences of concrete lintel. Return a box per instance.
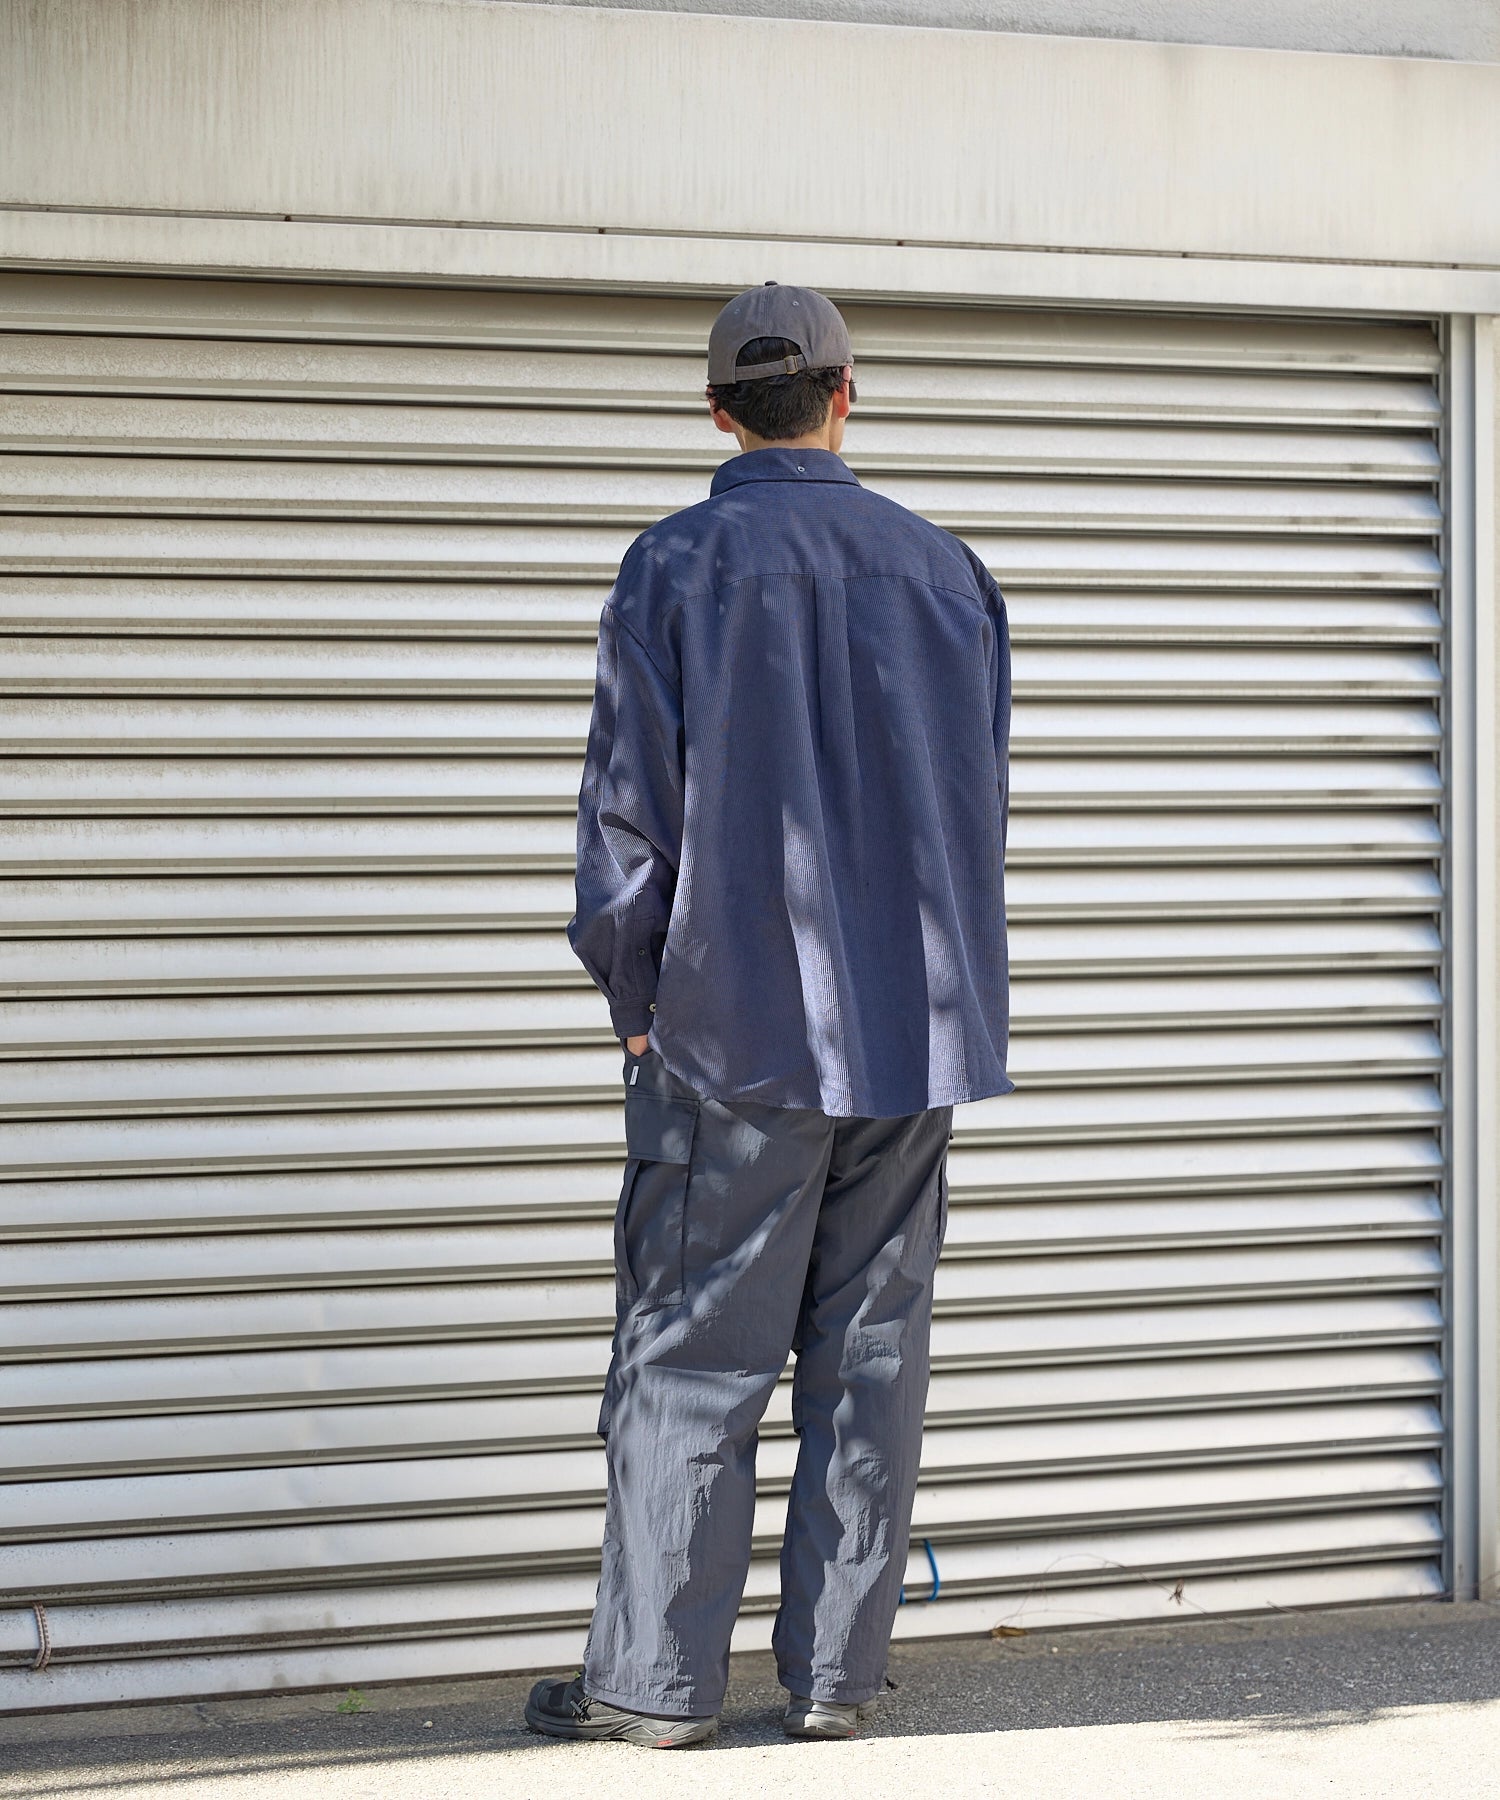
[3,209,1500,317]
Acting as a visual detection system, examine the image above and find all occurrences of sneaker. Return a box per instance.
[524,1674,716,1748]
[783,1693,878,1740]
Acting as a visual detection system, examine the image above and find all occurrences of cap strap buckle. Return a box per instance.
[728,350,810,381]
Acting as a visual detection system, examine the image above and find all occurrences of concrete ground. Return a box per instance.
[2,1601,1499,1800]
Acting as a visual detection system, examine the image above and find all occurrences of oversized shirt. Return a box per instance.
[568,445,1013,1119]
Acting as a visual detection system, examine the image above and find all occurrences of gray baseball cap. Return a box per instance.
[707,282,853,385]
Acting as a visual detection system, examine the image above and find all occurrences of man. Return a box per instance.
[525,283,1013,1748]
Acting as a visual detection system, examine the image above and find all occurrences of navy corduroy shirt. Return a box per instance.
[568,446,1013,1118]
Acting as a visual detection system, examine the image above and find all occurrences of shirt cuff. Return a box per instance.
[610,998,656,1039]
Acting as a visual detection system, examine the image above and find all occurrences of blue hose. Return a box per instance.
[898,1538,941,1605]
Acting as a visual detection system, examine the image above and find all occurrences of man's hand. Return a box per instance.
[625,1034,650,1057]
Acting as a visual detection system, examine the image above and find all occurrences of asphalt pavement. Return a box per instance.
[2,1599,1498,1800]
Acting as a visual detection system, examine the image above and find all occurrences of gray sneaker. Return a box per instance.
[525,1674,716,1748]
[783,1694,879,1739]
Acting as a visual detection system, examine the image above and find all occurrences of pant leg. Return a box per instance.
[583,1048,836,1718]
[771,1105,952,1705]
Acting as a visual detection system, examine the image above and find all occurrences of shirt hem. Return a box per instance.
[649,1037,1016,1119]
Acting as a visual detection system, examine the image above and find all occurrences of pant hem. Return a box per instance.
[777,1669,883,1706]
[582,1675,721,1721]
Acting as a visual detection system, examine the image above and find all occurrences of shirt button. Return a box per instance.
[795,464,805,473]
[648,1003,657,1012]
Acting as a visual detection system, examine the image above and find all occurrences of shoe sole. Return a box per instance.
[524,1698,716,1748]
[783,1701,877,1741]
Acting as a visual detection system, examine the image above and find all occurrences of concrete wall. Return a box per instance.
[518,0,1500,62]
[2,0,1498,273]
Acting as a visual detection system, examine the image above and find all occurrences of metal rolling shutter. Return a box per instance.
[0,273,1446,1706]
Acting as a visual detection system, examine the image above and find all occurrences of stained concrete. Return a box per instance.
[519,0,1500,64]
[2,1600,1499,1799]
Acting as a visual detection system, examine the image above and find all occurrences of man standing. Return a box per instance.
[526,283,1013,1748]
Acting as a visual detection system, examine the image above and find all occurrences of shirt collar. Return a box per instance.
[709,447,860,497]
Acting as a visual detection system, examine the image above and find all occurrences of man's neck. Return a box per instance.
[736,430,838,454]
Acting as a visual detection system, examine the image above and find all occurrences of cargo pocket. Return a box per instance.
[611,1158,645,1309]
[618,1084,697,1308]
[934,1161,951,1263]
[597,1156,641,1439]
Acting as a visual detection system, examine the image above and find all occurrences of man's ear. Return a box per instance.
[707,397,739,437]
[831,367,854,420]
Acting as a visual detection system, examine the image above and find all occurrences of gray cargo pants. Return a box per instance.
[583,1046,952,1719]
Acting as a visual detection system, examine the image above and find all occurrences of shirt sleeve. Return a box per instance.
[980,567,1012,855]
[567,601,685,1040]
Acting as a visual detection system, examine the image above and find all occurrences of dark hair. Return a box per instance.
[707,337,849,440]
